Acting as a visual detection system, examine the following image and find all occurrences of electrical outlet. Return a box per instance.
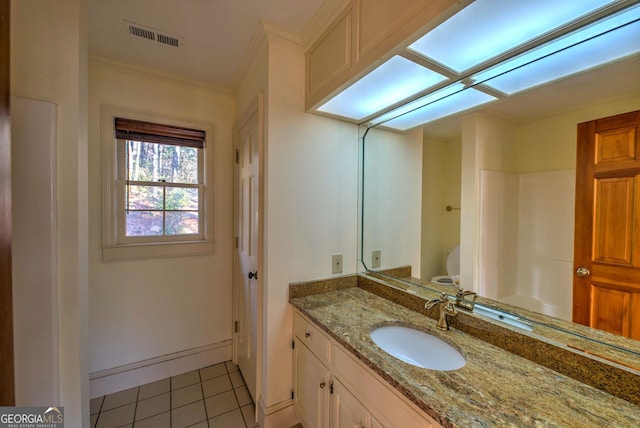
[332,254,343,274]
[372,249,381,268]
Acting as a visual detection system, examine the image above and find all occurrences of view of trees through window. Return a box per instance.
[124,140,200,237]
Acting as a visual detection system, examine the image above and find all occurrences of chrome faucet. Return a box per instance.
[425,292,457,330]
[455,288,478,311]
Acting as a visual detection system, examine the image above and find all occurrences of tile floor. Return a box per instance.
[90,361,256,428]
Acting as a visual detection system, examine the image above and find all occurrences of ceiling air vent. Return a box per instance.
[124,20,183,48]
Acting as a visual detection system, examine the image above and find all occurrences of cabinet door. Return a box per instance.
[294,342,330,428]
[330,378,369,428]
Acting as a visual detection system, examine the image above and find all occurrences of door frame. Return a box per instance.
[232,92,265,410]
[0,0,14,406]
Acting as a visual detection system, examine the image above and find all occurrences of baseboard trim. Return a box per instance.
[257,396,297,428]
[89,340,232,398]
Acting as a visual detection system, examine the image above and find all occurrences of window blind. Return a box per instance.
[114,117,205,149]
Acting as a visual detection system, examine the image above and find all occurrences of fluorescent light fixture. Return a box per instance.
[408,0,618,73]
[379,88,497,131]
[370,83,464,126]
[473,5,640,94]
[317,55,447,120]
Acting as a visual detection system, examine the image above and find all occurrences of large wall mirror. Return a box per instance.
[357,49,640,360]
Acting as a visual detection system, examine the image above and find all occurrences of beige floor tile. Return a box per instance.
[101,387,138,411]
[209,408,246,428]
[95,403,135,428]
[240,404,256,427]
[133,411,170,428]
[225,361,239,373]
[171,400,207,428]
[205,390,238,418]
[171,383,204,409]
[90,396,104,415]
[188,422,208,428]
[135,392,170,421]
[234,386,252,407]
[200,363,227,381]
[229,371,245,388]
[138,378,170,400]
[171,370,201,390]
[90,413,98,428]
[202,375,232,397]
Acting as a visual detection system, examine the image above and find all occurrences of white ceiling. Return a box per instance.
[89,0,640,138]
[89,0,325,88]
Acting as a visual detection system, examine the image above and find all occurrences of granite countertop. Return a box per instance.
[290,285,640,428]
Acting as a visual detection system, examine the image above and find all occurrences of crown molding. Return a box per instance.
[89,55,233,95]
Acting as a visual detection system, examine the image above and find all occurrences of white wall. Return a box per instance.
[363,127,422,273]
[87,59,235,379]
[460,113,516,292]
[11,97,59,405]
[11,0,89,425]
[233,30,359,423]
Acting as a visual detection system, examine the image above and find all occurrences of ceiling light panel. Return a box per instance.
[474,4,640,94]
[317,55,447,120]
[407,0,619,73]
[379,88,497,131]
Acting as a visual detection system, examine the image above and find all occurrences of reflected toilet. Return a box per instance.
[431,246,460,286]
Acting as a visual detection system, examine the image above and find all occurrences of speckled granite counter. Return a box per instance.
[290,281,640,427]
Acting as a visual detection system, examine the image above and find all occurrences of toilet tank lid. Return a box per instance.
[446,246,460,275]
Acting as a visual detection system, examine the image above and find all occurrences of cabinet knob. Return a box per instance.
[304,331,311,338]
[319,381,326,389]
[248,271,258,280]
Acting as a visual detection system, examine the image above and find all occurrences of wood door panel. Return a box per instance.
[590,285,630,337]
[593,177,634,264]
[595,126,636,164]
[574,109,640,340]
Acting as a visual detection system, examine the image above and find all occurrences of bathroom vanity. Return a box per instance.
[289,275,640,428]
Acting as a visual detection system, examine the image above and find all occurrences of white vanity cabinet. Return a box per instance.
[294,341,331,428]
[293,310,442,428]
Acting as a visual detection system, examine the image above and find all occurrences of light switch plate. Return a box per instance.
[332,254,343,274]
[372,249,381,268]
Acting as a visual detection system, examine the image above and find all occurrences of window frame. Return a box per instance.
[101,106,215,262]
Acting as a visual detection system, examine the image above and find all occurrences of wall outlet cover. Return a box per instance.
[332,254,343,274]
[372,249,381,268]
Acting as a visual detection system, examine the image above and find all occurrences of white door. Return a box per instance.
[235,103,261,402]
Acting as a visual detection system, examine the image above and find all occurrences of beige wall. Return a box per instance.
[421,136,461,279]
[513,92,640,173]
[11,0,88,425]
[87,58,236,376]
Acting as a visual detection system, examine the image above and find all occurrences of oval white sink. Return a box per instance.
[370,325,466,370]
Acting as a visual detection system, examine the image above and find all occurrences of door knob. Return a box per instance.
[576,267,591,277]
[248,271,258,280]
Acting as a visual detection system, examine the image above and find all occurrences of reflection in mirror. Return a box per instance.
[358,65,640,361]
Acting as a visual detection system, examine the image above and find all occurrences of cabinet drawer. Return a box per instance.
[294,310,331,366]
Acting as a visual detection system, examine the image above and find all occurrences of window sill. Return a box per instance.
[102,240,215,262]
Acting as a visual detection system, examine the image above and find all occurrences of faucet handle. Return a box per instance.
[457,288,477,300]
[425,292,447,310]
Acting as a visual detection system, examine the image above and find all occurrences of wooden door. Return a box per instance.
[234,98,262,405]
[573,110,640,340]
[0,0,14,406]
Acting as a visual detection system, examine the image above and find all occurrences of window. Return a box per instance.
[102,107,214,261]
